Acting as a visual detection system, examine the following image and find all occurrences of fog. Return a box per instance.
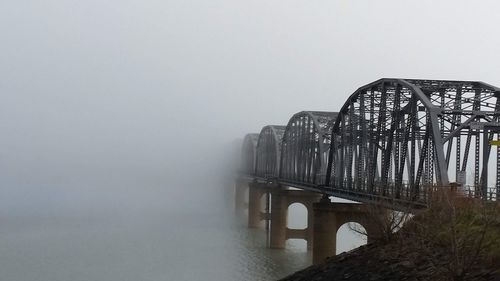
[2,0,500,216]
[0,0,500,281]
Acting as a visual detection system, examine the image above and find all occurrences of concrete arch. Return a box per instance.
[246,182,270,228]
[269,188,322,250]
[332,208,380,243]
[335,218,366,234]
[311,200,387,264]
[287,200,307,209]
[287,202,308,229]
[336,222,367,254]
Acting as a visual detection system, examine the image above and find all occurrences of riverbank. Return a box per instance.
[281,192,500,281]
[280,241,500,281]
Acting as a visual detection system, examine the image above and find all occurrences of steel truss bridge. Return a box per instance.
[241,78,500,210]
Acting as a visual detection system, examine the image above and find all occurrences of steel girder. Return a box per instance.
[325,78,500,204]
[238,79,500,209]
[255,125,286,179]
[279,111,338,185]
[241,133,259,175]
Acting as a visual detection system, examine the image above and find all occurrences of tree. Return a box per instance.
[348,202,413,243]
[404,188,500,281]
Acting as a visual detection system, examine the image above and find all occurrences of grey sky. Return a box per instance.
[1,0,499,213]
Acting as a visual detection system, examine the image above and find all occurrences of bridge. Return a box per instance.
[234,78,500,264]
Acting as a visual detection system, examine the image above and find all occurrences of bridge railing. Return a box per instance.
[460,186,498,201]
[331,178,427,200]
[238,172,499,210]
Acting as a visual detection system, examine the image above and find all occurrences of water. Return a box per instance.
[0,186,364,281]
[0,210,310,280]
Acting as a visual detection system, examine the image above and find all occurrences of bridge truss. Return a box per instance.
[241,79,500,210]
[255,125,286,179]
[241,133,259,176]
[279,111,338,186]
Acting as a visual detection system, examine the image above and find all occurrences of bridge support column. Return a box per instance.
[312,198,385,264]
[234,178,248,216]
[248,182,267,228]
[270,187,287,248]
[270,188,322,249]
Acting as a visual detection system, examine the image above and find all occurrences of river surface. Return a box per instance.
[0,190,363,281]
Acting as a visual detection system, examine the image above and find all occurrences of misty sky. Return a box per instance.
[1,0,500,213]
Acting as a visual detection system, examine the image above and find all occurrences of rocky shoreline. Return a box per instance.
[280,242,500,281]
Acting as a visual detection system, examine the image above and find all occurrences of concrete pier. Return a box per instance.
[247,182,268,228]
[234,178,248,216]
[312,197,385,264]
[237,179,388,263]
[269,188,322,250]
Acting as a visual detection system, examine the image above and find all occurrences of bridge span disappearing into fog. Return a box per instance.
[235,78,500,264]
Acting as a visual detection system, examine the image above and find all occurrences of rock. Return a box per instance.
[278,241,500,281]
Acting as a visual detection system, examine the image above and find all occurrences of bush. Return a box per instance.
[403,188,500,281]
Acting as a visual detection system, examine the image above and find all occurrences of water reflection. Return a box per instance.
[0,209,310,281]
[0,197,365,281]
